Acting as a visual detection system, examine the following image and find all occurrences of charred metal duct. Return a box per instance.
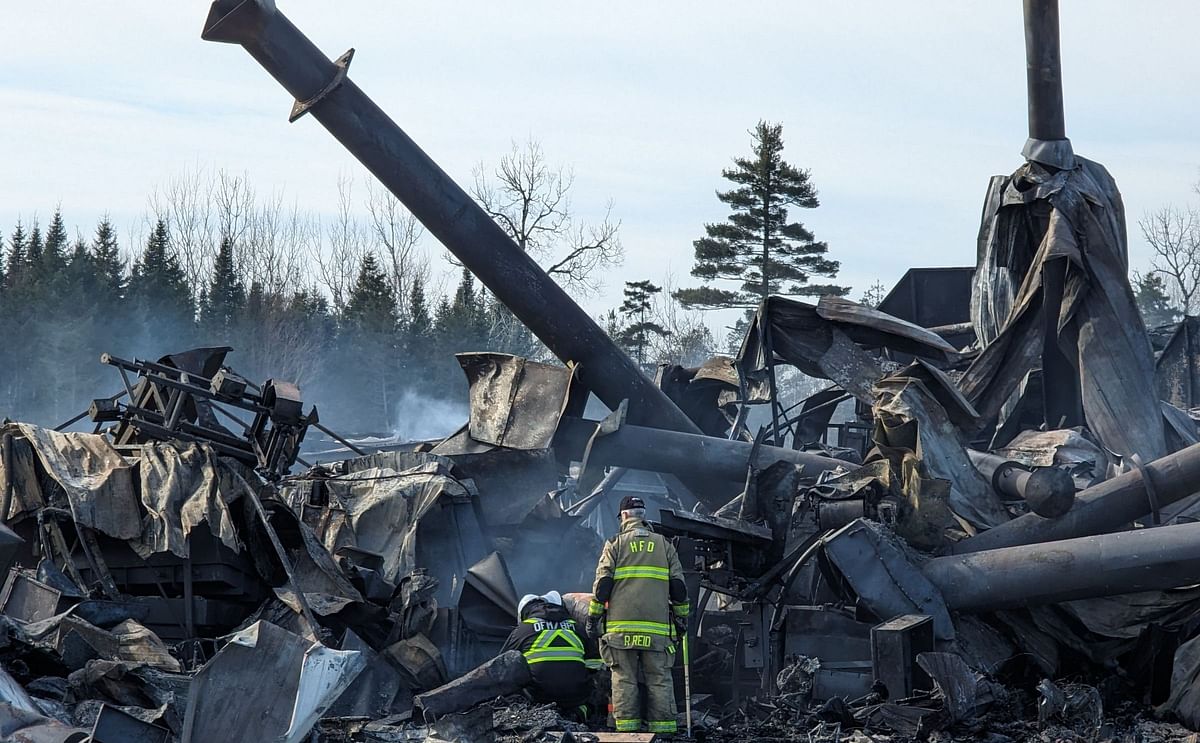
[200,0,700,438]
[966,449,1075,518]
[1021,0,1073,170]
[926,521,1200,611]
[953,442,1200,554]
[554,416,848,485]
[1023,0,1066,142]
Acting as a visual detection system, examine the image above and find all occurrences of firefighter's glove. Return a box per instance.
[673,613,687,639]
[586,614,604,640]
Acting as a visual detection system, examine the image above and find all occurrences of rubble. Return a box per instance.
[3,0,1200,741]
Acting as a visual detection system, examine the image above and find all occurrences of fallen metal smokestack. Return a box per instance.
[555,416,848,485]
[200,0,701,439]
[954,442,1200,554]
[926,521,1200,611]
[966,449,1075,518]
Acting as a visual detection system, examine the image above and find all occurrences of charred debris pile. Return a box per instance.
[3,0,1200,740]
[4,282,1200,741]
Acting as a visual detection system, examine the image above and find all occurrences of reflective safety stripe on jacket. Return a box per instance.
[606,620,672,636]
[596,520,681,645]
[613,565,670,581]
[520,618,586,665]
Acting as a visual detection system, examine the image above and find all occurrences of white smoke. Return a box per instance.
[392,388,469,443]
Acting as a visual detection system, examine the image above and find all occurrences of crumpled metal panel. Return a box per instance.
[0,666,88,743]
[737,297,959,406]
[872,371,1010,532]
[457,353,575,450]
[963,156,1165,463]
[737,300,882,403]
[655,357,743,438]
[815,296,958,356]
[13,424,140,540]
[131,442,240,560]
[181,620,363,743]
[459,551,520,643]
[821,519,954,641]
[341,448,562,529]
[0,701,88,743]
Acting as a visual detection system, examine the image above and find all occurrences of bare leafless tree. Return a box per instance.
[1140,204,1200,315]
[313,175,369,314]
[366,181,429,325]
[241,192,315,295]
[147,165,218,298]
[649,271,714,367]
[213,170,256,250]
[238,292,328,387]
[471,138,622,296]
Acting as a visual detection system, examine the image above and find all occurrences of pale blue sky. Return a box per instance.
[3,1,1199,335]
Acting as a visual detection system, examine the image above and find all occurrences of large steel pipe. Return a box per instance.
[926,521,1200,611]
[953,442,1200,554]
[555,416,847,484]
[966,449,1075,518]
[201,1,702,437]
[1023,0,1066,141]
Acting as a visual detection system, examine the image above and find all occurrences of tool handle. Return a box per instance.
[683,634,693,737]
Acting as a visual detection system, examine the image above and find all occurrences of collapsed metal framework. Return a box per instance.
[56,349,363,479]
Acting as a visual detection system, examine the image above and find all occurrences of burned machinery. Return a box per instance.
[58,348,363,481]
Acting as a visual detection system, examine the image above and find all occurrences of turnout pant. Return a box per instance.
[603,643,677,733]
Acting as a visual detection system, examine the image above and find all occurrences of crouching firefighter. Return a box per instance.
[588,496,690,735]
[501,590,595,718]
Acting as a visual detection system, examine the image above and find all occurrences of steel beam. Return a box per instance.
[926,521,1200,611]
[201,0,702,437]
[953,442,1200,554]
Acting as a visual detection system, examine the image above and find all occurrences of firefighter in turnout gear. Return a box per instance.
[589,496,690,735]
[501,591,593,715]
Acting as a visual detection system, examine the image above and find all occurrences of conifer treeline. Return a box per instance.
[0,209,541,435]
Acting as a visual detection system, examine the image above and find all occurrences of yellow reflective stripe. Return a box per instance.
[615,719,642,732]
[524,650,585,664]
[588,600,605,616]
[673,603,691,617]
[584,658,605,670]
[561,631,584,653]
[647,720,678,733]
[607,620,672,636]
[613,566,670,581]
[523,627,586,663]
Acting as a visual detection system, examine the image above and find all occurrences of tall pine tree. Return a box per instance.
[41,210,69,282]
[25,224,43,283]
[340,253,399,430]
[91,217,126,307]
[1133,271,1180,328]
[4,223,27,289]
[201,235,246,338]
[129,219,193,323]
[343,254,398,333]
[63,238,94,294]
[406,280,432,345]
[437,268,488,349]
[676,121,847,310]
[617,280,668,366]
